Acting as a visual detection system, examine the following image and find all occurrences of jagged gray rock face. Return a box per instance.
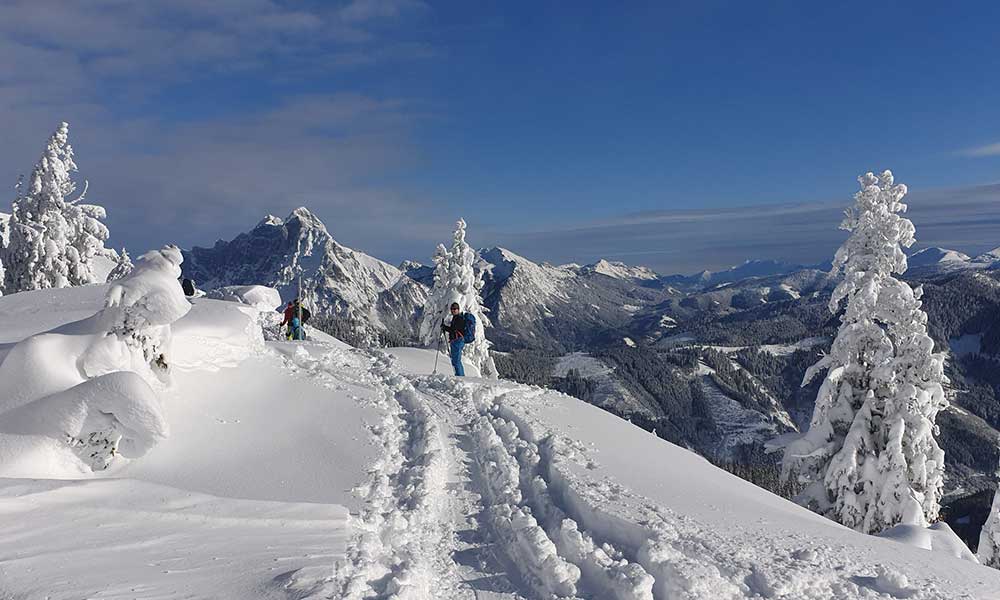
[181,207,428,346]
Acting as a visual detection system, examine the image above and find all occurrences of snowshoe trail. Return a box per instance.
[412,376,654,600]
[277,346,460,599]
[279,344,984,600]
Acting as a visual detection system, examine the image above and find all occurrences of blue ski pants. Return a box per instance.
[450,339,465,376]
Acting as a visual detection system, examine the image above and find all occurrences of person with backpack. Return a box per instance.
[280,298,312,340]
[440,302,476,376]
[289,316,306,340]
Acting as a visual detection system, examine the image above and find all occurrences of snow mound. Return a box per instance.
[877,522,978,563]
[205,284,281,312]
[171,299,265,371]
[103,246,191,332]
[0,245,190,476]
[382,345,482,377]
[0,371,167,477]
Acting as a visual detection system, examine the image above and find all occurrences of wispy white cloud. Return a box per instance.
[488,184,1000,274]
[0,0,446,263]
[339,0,428,24]
[958,142,1000,157]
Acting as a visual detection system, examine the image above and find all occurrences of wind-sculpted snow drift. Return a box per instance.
[0,246,190,476]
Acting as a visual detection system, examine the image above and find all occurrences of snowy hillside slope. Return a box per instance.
[320,348,1000,600]
[552,352,648,416]
[181,207,427,345]
[3,283,1000,598]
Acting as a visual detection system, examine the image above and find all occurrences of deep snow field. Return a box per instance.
[1,276,1000,599]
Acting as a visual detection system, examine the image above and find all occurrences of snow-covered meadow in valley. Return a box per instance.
[1,247,999,599]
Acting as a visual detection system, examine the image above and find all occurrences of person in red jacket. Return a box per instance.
[279,299,311,339]
[280,301,295,326]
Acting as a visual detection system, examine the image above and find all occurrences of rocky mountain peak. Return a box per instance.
[182,207,426,346]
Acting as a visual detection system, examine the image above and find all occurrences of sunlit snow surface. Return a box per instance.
[1,285,999,599]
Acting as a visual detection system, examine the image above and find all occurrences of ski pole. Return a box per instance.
[432,318,442,374]
[433,331,445,375]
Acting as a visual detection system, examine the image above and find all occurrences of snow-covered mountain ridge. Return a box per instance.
[906,246,1000,276]
[476,246,673,352]
[580,258,660,281]
[181,207,427,345]
[180,209,680,352]
[0,283,998,598]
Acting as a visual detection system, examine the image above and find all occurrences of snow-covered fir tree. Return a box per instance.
[2,122,110,293]
[782,170,948,534]
[980,476,1000,568]
[419,218,498,378]
[106,248,134,282]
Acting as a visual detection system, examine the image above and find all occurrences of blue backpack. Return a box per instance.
[462,312,476,343]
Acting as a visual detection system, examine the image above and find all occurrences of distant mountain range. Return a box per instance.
[180,208,1000,353]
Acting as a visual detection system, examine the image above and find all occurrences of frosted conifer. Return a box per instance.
[782,171,947,534]
[419,219,498,378]
[3,123,109,293]
[106,248,135,282]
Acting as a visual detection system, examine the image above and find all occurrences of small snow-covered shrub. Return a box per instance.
[105,248,134,282]
[206,285,283,340]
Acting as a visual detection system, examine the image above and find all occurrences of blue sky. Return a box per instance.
[2,1,1000,273]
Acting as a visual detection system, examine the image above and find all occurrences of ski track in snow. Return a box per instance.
[275,346,459,599]
[276,343,985,600]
